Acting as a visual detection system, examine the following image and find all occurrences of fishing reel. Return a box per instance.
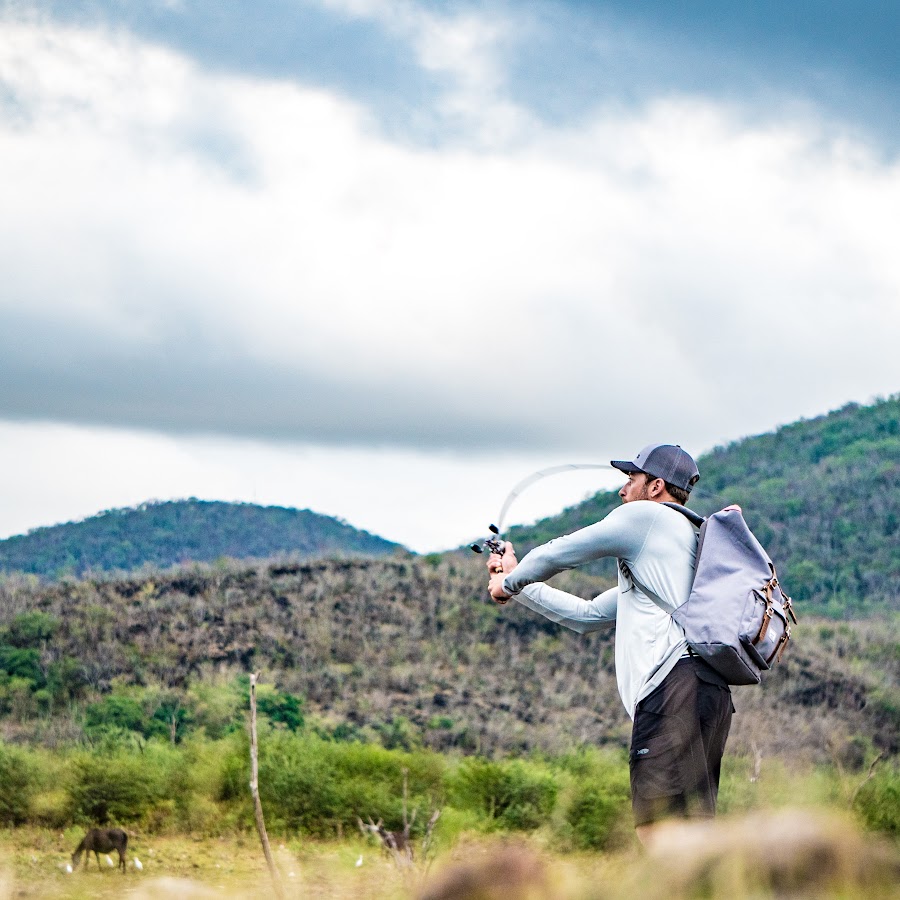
[469,524,506,559]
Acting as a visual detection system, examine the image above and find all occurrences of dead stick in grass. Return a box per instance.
[249,672,286,900]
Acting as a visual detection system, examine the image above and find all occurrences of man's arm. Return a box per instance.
[488,543,617,633]
[500,502,659,597]
[515,584,618,634]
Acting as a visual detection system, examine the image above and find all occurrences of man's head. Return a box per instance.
[611,444,699,505]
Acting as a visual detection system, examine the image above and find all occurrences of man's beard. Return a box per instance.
[633,481,653,501]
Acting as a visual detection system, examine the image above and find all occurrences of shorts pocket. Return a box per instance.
[630,722,685,799]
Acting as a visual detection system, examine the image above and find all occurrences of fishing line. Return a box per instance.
[494,463,616,535]
[471,463,616,556]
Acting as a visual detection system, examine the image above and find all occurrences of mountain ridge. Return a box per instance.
[0,498,402,577]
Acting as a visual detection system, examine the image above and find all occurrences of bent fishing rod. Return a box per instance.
[469,463,616,558]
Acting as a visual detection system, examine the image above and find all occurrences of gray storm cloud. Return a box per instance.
[1,17,899,459]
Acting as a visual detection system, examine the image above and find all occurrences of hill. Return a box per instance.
[0,555,896,765]
[506,395,900,617]
[0,499,402,577]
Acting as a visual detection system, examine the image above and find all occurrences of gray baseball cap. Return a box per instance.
[611,443,700,492]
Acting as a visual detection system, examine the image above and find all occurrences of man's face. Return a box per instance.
[619,471,654,503]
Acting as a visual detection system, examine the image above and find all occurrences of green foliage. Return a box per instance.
[0,499,401,577]
[85,695,145,733]
[250,682,305,732]
[257,731,443,836]
[0,743,39,825]
[46,657,89,705]
[0,646,43,684]
[374,716,422,751]
[0,729,895,852]
[854,764,900,836]
[67,749,165,824]
[0,613,61,706]
[555,749,632,850]
[83,687,195,743]
[1,611,58,647]
[448,757,559,831]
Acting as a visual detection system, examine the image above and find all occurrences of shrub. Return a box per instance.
[187,680,244,740]
[854,765,900,836]
[448,758,558,831]
[0,646,44,684]
[2,611,58,647]
[0,743,40,824]
[30,788,74,828]
[67,750,165,824]
[84,695,145,734]
[256,731,444,836]
[255,686,304,732]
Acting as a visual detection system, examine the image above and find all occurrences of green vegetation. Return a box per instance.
[0,499,402,578]
[0,731,897,850]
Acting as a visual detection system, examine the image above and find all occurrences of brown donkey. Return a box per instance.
[72,827,128,873]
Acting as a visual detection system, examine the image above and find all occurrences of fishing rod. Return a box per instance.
[469,461,724,559]
[469,463,616,557]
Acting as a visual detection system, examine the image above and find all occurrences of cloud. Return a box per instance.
[0,420,626,551]
[1,17,899,462]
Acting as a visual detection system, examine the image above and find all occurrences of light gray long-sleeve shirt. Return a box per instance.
[501,500,699,719]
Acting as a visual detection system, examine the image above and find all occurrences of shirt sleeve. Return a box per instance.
[502,501,660,596]
[515,584,618,634]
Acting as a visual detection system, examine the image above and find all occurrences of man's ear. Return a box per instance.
[648,477,666,498]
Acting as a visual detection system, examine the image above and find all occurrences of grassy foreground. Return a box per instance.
[0,829,410,899]
[1,809,899,900]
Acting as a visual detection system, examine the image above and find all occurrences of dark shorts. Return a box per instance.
[630,656,734,827]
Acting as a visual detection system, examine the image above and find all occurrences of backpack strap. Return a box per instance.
[620,503,706,612]
[661,502,706,528]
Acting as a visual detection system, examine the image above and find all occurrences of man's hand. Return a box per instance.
[487,542,518,604]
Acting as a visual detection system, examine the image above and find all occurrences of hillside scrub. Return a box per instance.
[0,556,896,764]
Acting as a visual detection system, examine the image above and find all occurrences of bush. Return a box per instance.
[30,788,73,828]
[448,758,558,831]
[84,695,145,734]
[257,731,444,836]
[0,646,44,683]
[255,686,304,732]
[0,743,40,824]
[68,750,165,824]
[854,765,900,836]
[553,750,631,850]
[2,611,57,647]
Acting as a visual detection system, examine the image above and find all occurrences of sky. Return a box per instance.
[1,0,898,552]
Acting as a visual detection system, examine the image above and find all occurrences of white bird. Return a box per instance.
[133,858,143,871]
[65,864,73,874]
[356,855,363,867]
[105,855,114,867]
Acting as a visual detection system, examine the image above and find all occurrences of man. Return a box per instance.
[487,444,733,846]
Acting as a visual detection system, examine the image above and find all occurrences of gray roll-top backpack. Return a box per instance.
[634,504,798,685]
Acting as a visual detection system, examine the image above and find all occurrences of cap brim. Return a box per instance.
[610,460,642,474]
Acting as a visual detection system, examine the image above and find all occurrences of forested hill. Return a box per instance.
[507,395,900,617]
[0,500,401,577]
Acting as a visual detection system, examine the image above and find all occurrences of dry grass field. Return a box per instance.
[1,808,898,900]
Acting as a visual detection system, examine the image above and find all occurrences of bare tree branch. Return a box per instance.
[249,672,285,900]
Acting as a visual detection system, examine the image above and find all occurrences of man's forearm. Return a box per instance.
[502,504,652,596]
[514,584,617,634]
